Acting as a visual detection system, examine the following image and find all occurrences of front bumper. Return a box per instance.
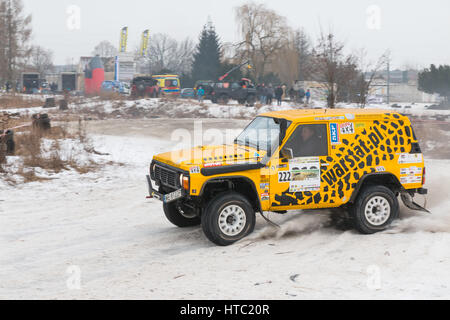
[146,175,185,204]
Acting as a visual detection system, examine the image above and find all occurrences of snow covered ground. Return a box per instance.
[1,118,449,300]
[2,95,449,121]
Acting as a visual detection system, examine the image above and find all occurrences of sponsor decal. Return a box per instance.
[278,157,321,193]
[315,116,345,121]
[376,166,386,172]
[355,122,366,129]
[260,183,270,190]
[330,123,341,145]
[204,162,223,168]
[400,167,423,176]
[261,192,270,201]
[340,122,355,135]
[400,176,422,185]
[190,166,200,174]
[398,153,423,164]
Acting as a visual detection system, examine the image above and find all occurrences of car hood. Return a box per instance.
[153,144,267,171]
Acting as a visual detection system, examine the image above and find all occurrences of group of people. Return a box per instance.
[1,81,58,94]
[257,84,312,106]
[289,87,312,104]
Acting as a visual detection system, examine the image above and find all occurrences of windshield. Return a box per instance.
[235,117,286,152]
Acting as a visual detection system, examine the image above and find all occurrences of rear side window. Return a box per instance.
[284,124,329,157]
[165,79,179,87]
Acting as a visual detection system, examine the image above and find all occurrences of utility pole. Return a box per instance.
[387,60,391,106]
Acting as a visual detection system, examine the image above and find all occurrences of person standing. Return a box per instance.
[289,87,296,102]
[275,86,283,106]
[267,84,274,105]
[260,84,267,105]
[306,89,311,104]
[197,86,205,103]
[298,88,306,104]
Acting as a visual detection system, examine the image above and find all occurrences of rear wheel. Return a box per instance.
[163,201,200,228]
[201,192,256,246]
[246,94,256,106]
[218,94,229,105]
[351,185,399,234]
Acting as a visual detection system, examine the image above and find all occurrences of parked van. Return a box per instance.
[152,75,181,96]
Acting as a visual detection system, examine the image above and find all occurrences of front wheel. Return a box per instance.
[351,185,399,234]
[202,192,256,246]
[163,201,200,228]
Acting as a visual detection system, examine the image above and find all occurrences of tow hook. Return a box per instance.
[400,190,430,214]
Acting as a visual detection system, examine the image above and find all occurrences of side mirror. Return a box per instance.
[281,148,294,160]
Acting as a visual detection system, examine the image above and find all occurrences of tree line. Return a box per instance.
[0,0,54,88]
[127,2,393,108]
[2,0,448,105]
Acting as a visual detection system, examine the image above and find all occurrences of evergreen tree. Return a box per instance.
[191,20,222,81]
[419,64,450,101]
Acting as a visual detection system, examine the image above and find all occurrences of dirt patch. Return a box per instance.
[0,95,45,110]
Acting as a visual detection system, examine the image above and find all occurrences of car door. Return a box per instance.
[269,123,331,211]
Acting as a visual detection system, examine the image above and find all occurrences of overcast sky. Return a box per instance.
[23,0,450,69]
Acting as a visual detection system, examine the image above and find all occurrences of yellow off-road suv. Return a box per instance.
[147,109,428,246]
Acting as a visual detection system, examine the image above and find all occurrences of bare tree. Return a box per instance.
[29,45,54,77]
[335,54,360,103]
[356,49,390,108]
[168,38,195,75]
[312,30,346,108]
[138,34,194,75]
[271,31,299,85]
[92,40,117,58]
[234,2,290,81]
[0,0,32,85]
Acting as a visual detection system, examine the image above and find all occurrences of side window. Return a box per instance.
[283,124,329,157]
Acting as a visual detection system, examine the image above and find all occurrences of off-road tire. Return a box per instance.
[201,192,256,246]
[163,201,200,228]
[246,94,256,106]
[218,94,229,105]
[351,185,399,234]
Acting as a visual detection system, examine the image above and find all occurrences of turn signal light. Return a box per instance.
[180,174,190,190]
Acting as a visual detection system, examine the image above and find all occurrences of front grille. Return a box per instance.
[154,165,178,188]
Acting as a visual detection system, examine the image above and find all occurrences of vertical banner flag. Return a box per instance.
[114,56,119,81]
[120,27,128,53]
[140,30,150,57]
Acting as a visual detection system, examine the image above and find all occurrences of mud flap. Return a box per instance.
[401,191,430,213]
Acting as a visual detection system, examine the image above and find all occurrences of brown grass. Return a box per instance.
[2,117,108,184]
[98,91,126,101]
[0,95,44,109]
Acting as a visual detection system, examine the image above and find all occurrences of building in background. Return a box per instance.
[366,69,440,103]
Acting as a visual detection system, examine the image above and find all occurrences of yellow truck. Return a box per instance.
[147,109,428,246]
